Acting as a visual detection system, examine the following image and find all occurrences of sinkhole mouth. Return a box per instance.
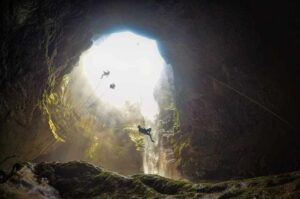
[79,31,166,121]
[50,30,179,176]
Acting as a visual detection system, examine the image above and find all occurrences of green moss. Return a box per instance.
[218,189,243,199]
[123,127,144,151]
[1,161,300,199]
[174,109,180,131]
[132,174,192,195]
[280,190,300,199]
[38,69,71,143]
[173,137,190,159]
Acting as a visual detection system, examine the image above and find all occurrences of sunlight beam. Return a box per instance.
[80,31,165,120]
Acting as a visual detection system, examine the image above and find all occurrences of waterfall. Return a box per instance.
[143,127,180,178]
[143,128,160,175]
[143,64,180,179]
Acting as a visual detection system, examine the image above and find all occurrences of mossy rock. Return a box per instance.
[1,161,300,198]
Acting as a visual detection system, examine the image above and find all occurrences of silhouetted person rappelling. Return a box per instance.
[137,125,154,142]
[101,70,110,79]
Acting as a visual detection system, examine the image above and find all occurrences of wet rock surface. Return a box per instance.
[1,161,300,199]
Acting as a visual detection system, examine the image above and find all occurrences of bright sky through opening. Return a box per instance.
[80,31,165,120]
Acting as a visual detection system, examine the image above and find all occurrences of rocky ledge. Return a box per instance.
[0,161,299,199]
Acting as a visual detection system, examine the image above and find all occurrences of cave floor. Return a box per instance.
[0,161,299,199]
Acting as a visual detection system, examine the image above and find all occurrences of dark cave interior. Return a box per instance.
[0,0,300,198]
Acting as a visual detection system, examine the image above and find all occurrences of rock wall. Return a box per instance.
[0,0,95,165]
[0,0,299,180]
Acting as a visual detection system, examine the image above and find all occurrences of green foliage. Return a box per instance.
[174,109,180,132]
[37,66,142,169]
[173,138,190,159]
[123,127,144,151]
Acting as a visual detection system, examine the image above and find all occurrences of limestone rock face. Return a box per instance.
[0,0,299,180]
[0,0,95,164]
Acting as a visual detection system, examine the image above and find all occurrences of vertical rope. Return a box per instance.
[199,71,296,130]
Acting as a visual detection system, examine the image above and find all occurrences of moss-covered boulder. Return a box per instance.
[1,161,300,199]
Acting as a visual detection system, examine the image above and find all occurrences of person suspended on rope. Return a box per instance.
[109,83,116,89]
[100,70,110,79]
[137,125,154,142]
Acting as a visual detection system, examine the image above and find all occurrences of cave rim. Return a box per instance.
[52,28,179,177]
[73,28,175,121]
[2,0,299,182]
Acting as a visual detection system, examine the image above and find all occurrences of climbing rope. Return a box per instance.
[80,70,113,108]
[189,15,296,131]
[80,79,102,108]
[86,89,110,109]
[198,70,296,130]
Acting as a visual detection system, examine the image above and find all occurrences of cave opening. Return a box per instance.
[2,1,300,197]
[38,30,180,178]
[80,31,164,121]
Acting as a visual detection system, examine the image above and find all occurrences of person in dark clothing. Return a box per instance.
[100,70,110,79]
[137,125,154,142]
